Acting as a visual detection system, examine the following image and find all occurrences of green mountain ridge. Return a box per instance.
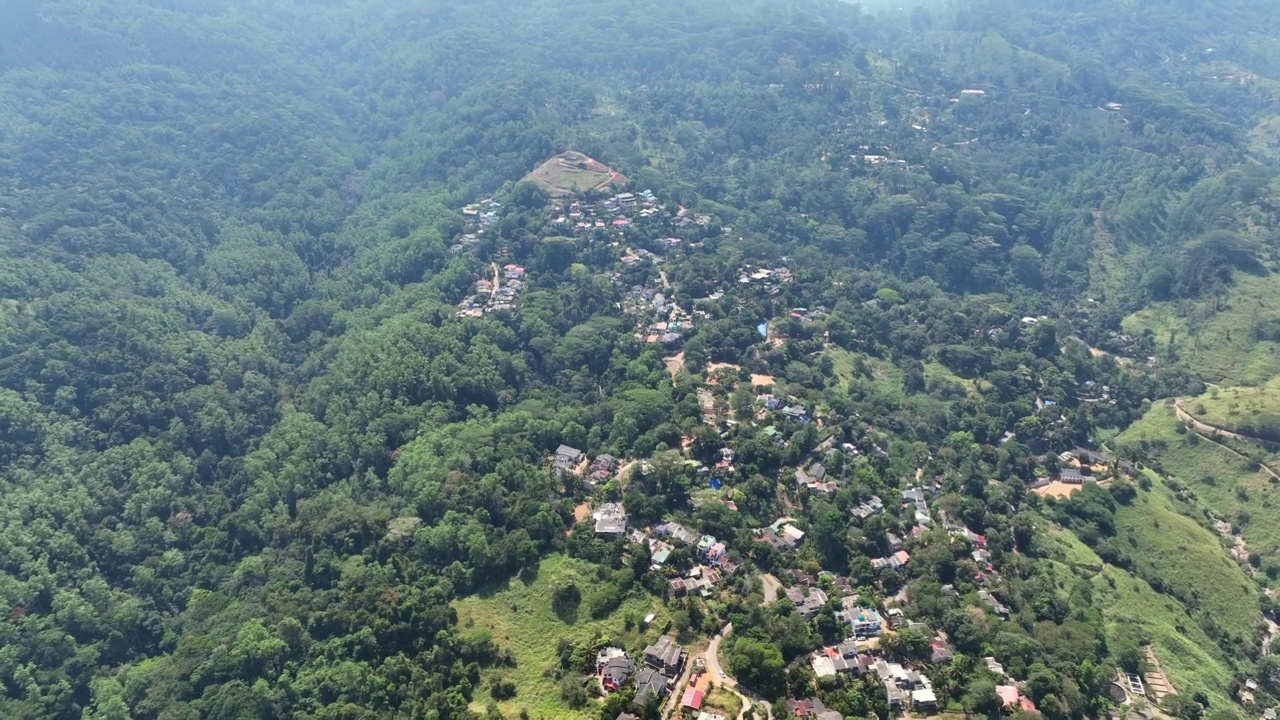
[0,1,1278,719]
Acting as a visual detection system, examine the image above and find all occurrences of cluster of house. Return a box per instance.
[736,264,793,295]
[630,293,694,346]
[619,246,660,267]
[755,517,806,552]
[461,199,501,227]
[595,634,687,705]
[554,445,623,491]
[803,597,952,713]
[587,454,618,489]
[788,306,828,323]
[795,461,837,494]
[456,264,526,317]
[759,393,811,424]
[986,656,1038,713]
[949,524,992,568]
[786,697,844,720]
[621,284,666,315]
[554,444,587,476]
[650,520,741,590]
[449,231,483,255]
[553,191,667,235]
[852,495,884,519]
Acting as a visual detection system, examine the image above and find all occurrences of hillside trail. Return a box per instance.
[702,623,773,720]
[1170,399,1280,481]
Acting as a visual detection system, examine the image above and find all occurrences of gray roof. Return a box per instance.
[634,668,667,702]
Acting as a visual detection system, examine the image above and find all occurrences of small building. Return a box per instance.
[1059,468,1086,484]
[912,687,938,712]
[840,606,884,638]
[601,655,635,691]
[978,590,1011,618]
[555,445,584,472]
[681,687,705,710]
[929,639,954,664]
[654,521,698,545]
[786,586,830,618]
[593,503,627,538]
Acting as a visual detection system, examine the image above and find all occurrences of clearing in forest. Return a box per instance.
[523,151,628,197]
[453,554,670,720]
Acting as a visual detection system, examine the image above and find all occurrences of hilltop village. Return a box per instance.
[434,162,1210,720]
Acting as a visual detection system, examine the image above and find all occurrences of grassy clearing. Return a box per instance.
[1185,377,1280,439]
[1115,403,1280,573]
[1037,524,1242,710]
[1108,472,1263,652]
[1122,271,1280,385]
[827,347,905,402]
[453,554,671,720]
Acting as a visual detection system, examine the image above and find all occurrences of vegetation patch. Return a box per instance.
[453,554,669,719]
[1116,402,1280,579]
[1124,272,1280,385]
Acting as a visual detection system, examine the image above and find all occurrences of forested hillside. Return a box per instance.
[1,1,1279,719]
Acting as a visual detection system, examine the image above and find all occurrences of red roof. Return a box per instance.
[681,687,705,709]
[996,685,1020,707]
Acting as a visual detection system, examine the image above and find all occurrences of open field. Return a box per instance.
[1037,524,1244,710]
[1109,473,1263,651]
[1115,402,1280,574]
[523,151,628,197]
[453,554,671,720]
[1032,480,1083,499]
[826,347,905,401]
[1183,377,1280,442]
[1123,271,1280,385]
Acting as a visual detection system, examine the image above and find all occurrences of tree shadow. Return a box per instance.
[554,598,580,625]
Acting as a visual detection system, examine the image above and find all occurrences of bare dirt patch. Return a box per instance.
[523,151,627,197]
[1033,481,1084,499]
[665,352,685,377]
[568,502,590,535]
[750,374,775,387]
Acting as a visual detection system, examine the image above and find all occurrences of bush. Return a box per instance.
[559,676,588,709]
[490,679,517,700]
[586,584,623,618]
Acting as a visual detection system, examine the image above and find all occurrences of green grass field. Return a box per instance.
[1108,473,1263,652]
[1116,402,1280,576]
[827,347,906,401]
[1183,377,1280,440]
[453,554,671,720]
[1123,271,1280,385]
[1037,524,1245,710]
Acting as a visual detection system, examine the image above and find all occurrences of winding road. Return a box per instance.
[759,574,782,604]
[702,623,773,720]
[1170,399,1280,481]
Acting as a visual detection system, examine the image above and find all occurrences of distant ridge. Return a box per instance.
[523,151,628,197]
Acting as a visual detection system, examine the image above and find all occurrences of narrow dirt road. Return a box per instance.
[759,574,782,604]
[703,624,773,720]
[1170,399,1280,481]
